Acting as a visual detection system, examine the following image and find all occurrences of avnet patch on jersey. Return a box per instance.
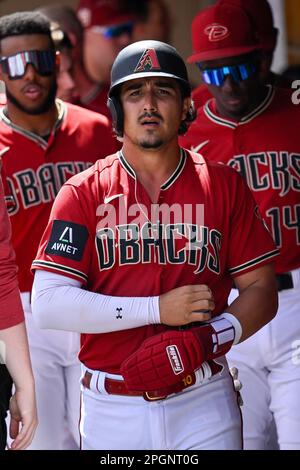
[45,220,88,261]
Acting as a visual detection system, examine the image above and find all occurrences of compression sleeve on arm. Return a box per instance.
[31,270,160,333]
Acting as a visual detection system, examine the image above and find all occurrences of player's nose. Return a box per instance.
[221,74,238,93]
[143,90,158,112]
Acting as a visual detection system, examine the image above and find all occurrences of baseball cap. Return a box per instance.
[217,0,277,52]
[187,3,261,63]
[77,0,134,29]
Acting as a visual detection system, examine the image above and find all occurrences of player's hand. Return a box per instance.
[121,329,204,392]
[8,386,38,450]
[121,322,233,393]
[159,284,214,326]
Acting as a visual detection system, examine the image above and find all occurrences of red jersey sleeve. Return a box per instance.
[0,176,24,329]
[226,172,279,277]
[32,182,93,284]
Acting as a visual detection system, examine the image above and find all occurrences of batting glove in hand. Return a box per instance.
[121,317,235,392]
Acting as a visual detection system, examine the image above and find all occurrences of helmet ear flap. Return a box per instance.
[107,96,123,137]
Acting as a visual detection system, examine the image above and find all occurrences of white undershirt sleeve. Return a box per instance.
[31,270,160,333]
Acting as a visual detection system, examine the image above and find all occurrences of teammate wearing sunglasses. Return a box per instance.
[77,0,135,85]
[0,11,116,450]
[181,2,300,450]
[190,0,282,111]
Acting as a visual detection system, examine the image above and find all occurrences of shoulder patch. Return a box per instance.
[45,220,88,261]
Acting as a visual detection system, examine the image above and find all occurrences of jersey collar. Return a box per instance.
[204,85,275,129]
[118,148,187,191]
[0,99,66,149]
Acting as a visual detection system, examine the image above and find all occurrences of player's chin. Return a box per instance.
[139,138,164,149]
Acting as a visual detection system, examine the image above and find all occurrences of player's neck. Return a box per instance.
[5,101,58,136]
[122,140,181,203]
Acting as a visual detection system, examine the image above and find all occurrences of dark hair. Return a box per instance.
[178,105,197,136]
[0,11,55,50]
[178,90,197,136]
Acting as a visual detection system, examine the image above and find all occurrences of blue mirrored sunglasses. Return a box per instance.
[100,21,134,39]
[197,62,257,87]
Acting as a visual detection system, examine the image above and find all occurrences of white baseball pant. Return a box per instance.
[227,269,300,450]
[80,356,242,450]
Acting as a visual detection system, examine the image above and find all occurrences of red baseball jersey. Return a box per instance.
[0,100,117,293]
[0,176,24,329]
[180,86,300,274]
[32,150,278,372]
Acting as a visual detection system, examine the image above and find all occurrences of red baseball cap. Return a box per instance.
[77,0,134,29]
[187,3,261,63]
[217,0,277,52]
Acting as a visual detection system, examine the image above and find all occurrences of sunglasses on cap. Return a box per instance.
[197,62,256,87]
[92,21,134,39]
[0,49,56,80]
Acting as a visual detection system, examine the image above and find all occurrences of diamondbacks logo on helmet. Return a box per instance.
[134,48,161,72]
[204,23,230,42]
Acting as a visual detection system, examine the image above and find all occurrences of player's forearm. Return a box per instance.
[0,321,35,390]
[226,264,278,342]
[32,270,160,333]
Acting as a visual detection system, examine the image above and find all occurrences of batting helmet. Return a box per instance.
[107,40,191,136]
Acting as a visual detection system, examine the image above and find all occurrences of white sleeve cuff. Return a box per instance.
[219,312,243,344]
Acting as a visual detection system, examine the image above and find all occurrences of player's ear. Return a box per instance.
[181,96,192,121]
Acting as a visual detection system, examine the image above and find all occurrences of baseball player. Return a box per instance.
[0,11,116,450]
[31,40,278,450]
[191,0,284,112]
[0,175,37,450]
[181,2,300,450]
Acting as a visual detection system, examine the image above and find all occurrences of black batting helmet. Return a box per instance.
[107,40,191,136]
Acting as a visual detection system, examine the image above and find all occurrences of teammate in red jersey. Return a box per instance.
[0,11,116,450]
[0,175,37,450]
[31,40,278,450]
[191,0,287,111]
[181,2,300,450]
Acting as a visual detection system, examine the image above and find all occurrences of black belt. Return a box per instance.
[276,272,293,291]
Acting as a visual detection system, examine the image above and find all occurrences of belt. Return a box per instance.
[81,370,196,402]
[276,273,293,291]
